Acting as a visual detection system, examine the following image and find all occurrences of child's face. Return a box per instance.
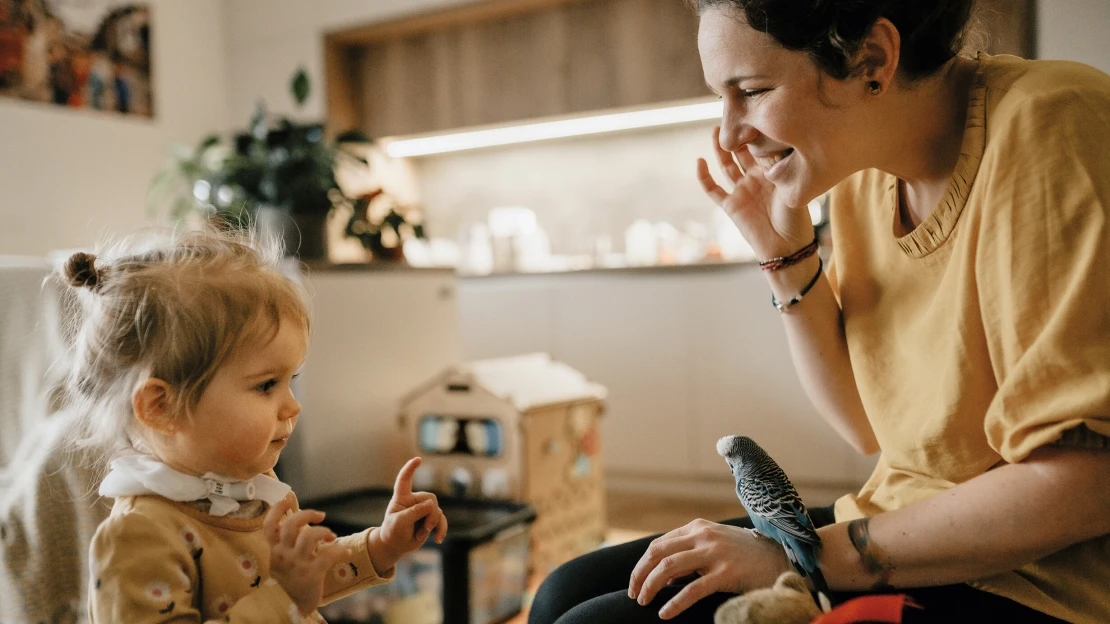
[160,318,307,480]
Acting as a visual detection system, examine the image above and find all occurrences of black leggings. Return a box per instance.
[529,507,1067,624]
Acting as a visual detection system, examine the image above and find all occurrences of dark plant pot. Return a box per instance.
[256,207,329,260]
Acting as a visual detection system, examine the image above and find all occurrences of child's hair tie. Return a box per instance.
[65,252,104,292]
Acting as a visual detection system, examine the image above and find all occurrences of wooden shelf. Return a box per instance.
[323,0,1036,139]
[325,0,708,138]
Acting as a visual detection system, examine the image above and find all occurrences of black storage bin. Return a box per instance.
[308,488,537,624]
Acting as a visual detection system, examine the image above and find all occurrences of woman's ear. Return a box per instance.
[856,17,901,94]
[133,379,177,433]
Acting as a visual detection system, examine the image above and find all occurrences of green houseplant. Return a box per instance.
[148,69,360,259]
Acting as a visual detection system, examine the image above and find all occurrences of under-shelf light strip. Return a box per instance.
[385,100,725,158]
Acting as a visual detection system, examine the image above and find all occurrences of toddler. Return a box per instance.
[62,229,447,622]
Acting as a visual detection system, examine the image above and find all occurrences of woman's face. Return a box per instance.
[698,7,864,208]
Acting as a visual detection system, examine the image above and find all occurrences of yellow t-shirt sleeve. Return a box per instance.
[977,84,1110,463]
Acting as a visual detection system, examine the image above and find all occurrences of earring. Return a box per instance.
[868,80,882,95]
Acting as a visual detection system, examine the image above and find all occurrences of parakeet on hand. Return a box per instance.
[717,435,830,597]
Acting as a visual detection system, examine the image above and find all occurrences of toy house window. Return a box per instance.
[418,415,504,457]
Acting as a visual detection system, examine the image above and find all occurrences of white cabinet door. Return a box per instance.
[456,266,873,488]
[456,275,558,360]
[685,269,862,485]
[287,269,461,500]
[551,274,692,475]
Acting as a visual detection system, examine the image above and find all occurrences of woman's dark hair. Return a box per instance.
[690,0,975,81]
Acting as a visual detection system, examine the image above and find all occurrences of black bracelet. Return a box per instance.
[770,257,823,313]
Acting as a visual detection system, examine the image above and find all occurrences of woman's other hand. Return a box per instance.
[698,126,815,259]
[264,495,352,616]
[627,518,792,620]
[368,457,449,574]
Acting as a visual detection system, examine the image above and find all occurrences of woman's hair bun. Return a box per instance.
[65,251,102,291]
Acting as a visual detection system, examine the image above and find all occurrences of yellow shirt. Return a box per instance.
[90,494,394,623]
[828,53,1110,623]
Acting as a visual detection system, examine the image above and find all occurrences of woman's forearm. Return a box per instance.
[817,446,1110,590]
[766,254,878,454]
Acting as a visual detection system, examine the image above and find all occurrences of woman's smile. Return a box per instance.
[755,148,795,180]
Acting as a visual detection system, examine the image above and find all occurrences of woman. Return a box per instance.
[529,1,1110,622]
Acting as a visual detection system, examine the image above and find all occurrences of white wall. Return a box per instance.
[0,0,230,256]
[1038,0,1110,74]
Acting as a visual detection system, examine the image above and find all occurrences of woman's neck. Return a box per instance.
[876,55,979,231]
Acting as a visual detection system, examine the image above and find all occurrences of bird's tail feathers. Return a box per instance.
[806,565,829,595]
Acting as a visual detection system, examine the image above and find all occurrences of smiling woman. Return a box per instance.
[529,0,1110,623]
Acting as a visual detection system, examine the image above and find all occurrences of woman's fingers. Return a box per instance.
[636,549,704,608]
[732,142,757,173]
[712,126,745,181]
[628,530,694,600]
[280,509,325,549]
[658,575,719,620]
[696,158,730,206]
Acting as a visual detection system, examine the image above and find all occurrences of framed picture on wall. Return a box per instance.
[0,0,152,117]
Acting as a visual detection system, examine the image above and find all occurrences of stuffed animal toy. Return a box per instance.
[714,571,822,624]
[714,570,924,624]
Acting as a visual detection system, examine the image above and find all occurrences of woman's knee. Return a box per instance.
[529,556,599,624]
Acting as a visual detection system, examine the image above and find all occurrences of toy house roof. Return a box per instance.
[403,353,607,412]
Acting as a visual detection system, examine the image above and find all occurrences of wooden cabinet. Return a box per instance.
[325,0,1037,139]
[325,0,708,138]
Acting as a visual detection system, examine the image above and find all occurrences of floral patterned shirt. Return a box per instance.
[89,493,393,623]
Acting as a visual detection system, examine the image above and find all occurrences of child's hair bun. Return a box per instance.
[65,252,103,291]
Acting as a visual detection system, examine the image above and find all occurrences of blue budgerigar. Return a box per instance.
[716,435,829,597]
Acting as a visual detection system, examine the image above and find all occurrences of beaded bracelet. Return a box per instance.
[759,237,819,272]
[771,257,823,313]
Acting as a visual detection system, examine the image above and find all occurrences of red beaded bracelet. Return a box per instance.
[759,237,819,272]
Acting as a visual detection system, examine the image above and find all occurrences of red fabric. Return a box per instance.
[812,595,917,624]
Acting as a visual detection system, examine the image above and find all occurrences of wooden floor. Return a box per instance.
[504,491,747,623]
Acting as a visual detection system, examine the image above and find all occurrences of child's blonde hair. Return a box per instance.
[60,227,310,460]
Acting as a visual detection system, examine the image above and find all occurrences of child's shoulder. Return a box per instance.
[95,495,199,546]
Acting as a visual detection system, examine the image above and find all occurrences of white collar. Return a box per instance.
[99,454,292,517]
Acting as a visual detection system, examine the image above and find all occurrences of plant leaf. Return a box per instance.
[250,102,267,139]
[335,129,373,144]
[291,68,310,107]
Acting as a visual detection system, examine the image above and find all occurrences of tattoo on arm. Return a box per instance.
[847,517,894,591]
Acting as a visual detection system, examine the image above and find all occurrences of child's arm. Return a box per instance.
[263,458,448,610]
[366,456,449,575]
[90,504,299,623]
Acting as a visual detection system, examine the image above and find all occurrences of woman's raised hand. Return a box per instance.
[627,518,792,620]
[697,126,814,260]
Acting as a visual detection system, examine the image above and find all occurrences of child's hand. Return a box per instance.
[368,457,448,574]
[264,495,351,617]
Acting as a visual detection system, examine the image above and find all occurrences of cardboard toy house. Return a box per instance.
[399,353,608,574]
